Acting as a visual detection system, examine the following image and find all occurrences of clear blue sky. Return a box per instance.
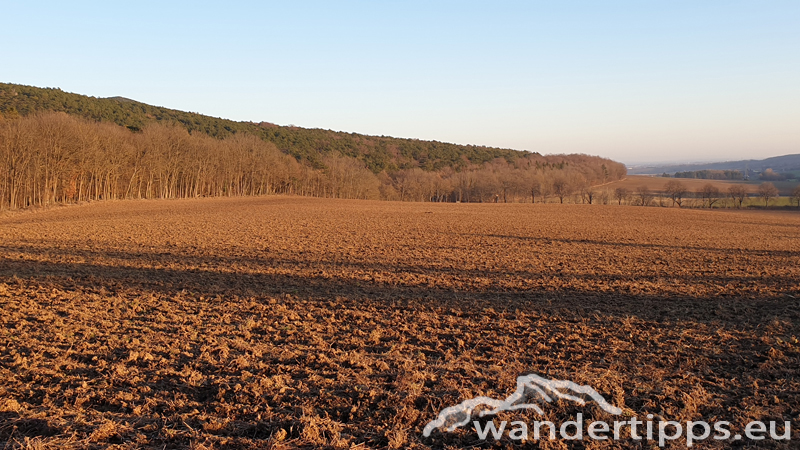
[3,1,798,164]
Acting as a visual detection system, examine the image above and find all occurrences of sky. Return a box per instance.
[2,1,799,165]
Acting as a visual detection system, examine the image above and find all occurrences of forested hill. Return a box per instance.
[0,82,627,211]
[0,82,526,173]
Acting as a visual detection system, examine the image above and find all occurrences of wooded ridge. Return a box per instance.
[0,83,627,210]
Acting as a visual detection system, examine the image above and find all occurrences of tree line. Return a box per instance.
[672,170,743,180]
[0,112,627,210]
[612,180,800,209]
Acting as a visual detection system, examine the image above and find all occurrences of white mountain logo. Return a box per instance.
[423,373,622,437]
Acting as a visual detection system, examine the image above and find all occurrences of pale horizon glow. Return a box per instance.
[2,1,799,165]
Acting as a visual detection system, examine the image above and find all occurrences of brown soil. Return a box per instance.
[1,197,798,449]
[603,175,762,194]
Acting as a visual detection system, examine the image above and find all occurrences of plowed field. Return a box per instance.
[1,197,799,449]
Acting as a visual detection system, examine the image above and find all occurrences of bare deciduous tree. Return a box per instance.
[663,180,687,207]
[613,187,629,205]
[635,186,653,206]
[727,185,748,209]
[552,177,571,204]
[597,189,610,205]
[758,182,779,206]
[698,184,722,208]
[530,182,542,204]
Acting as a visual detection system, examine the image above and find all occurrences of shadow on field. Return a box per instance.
[473,233,800,258]
[1,243,798,329]
[0,412,61,441]
[2,243,799,450]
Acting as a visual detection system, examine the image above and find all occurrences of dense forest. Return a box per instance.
[673,170,744,180]
[0,83,627,210]
[0,83,527,172]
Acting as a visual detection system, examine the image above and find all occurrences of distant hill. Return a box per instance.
[0,82,530,173]
[629,154,800,178]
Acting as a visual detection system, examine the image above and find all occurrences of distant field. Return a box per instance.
[602,175,799,200]
[605,175,748,193]
[1,198,799,449]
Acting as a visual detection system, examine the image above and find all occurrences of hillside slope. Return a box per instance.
[0,82,528,173]
[0,83,627,210]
